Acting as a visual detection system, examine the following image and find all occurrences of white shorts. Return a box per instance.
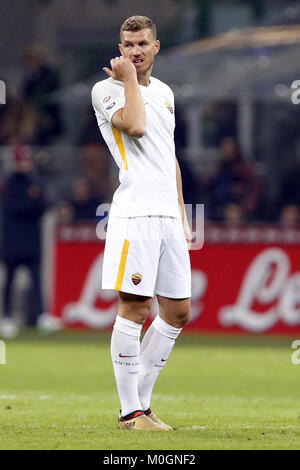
[102,215,191,298]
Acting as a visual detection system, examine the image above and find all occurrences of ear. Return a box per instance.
[118,43,124,56]
[154,40,160,56]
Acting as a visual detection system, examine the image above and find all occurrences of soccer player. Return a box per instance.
[91,15,192,430]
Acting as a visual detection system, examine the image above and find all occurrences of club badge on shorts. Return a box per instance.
[131,273,143,285]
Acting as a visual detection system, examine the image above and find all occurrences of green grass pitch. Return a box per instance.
[0,330,299,450]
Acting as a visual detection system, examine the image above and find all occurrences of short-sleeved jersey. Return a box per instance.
[91,76,180,218]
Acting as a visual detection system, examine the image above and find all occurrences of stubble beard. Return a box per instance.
[137,58,154,80]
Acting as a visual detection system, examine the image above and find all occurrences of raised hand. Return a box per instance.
[103,56,137,82]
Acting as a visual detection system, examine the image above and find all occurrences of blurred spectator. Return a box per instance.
[22,44,62,144]
[202,102,237,147]
[55,201,74,224]
[79,143,111,201]
[69,178,100,220]
[0,145,47,337]
[223,203,244,225]
[279,204,300,227]
[209,136,262,220]
[77,106,104,146]
[0,96,38,144]
[56,178,102,223]
[279,145,300,208]
[177,154,203,206]
[174,105,187,150]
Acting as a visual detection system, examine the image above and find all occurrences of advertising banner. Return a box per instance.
[52,223,300,334]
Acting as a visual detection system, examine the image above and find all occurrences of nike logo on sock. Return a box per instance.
[161,358,167,362]
[119,353,138,358]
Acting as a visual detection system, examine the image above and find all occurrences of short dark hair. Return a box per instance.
[120,16,157,41]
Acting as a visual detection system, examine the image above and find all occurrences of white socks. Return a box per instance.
[111,315,143,417]
[111,314,182,417]
[138,315,182,411]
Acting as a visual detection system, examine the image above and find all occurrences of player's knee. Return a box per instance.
[133,306,151,324]
[118,309,149,325]
[119,292,152,325]
[175,305,191,328]
[159,297,191,329]
[175,308,190,328]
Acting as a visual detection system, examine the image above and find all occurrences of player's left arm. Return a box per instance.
[175,157,192,250]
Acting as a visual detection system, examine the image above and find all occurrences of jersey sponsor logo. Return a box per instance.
[103,96,111,103]
[165,99,174,114]
[106,101,116,110]
[131,272,143,285]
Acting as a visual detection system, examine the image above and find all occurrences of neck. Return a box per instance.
[137,66,152,87]
[137,74,150,87]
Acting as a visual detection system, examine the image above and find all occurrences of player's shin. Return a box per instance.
[110,315,143,417]
[138,315,182,411]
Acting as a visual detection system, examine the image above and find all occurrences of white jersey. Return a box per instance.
[91,76,180,218]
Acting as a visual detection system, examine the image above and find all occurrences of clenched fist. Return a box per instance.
[103,56,137,82]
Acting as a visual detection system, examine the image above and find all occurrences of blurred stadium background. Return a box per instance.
[1,0,300,334]
[1,0,300,450]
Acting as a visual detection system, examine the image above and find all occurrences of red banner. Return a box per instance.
[52,223,300,334]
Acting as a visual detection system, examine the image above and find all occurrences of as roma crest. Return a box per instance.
[165,99,174,114]
[131,273,143,285]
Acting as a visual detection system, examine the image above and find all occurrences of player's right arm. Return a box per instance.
[103,57,145,138]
